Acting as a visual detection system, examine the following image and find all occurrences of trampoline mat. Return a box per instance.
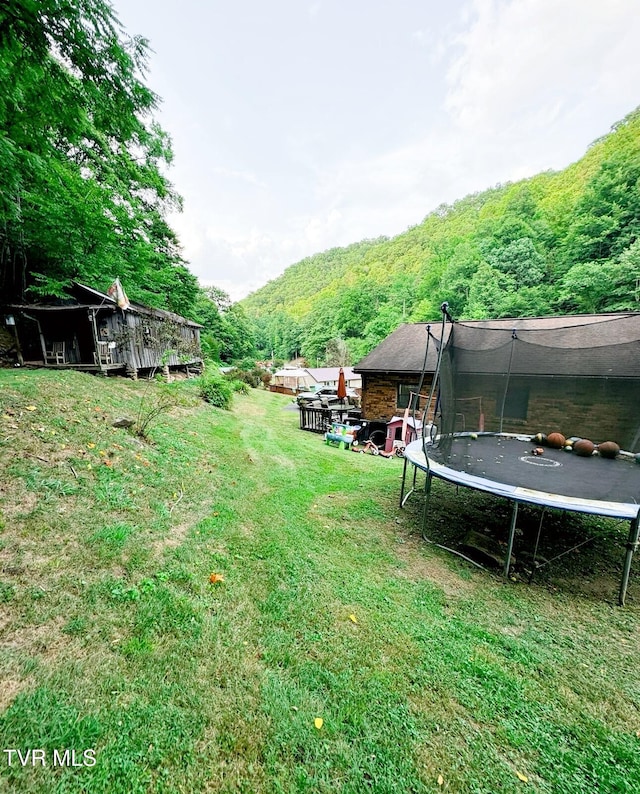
[428,434,640,505]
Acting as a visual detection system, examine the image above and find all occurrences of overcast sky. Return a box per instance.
[111,0,640,301]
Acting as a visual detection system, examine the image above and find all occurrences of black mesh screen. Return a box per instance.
[434,318,640,470]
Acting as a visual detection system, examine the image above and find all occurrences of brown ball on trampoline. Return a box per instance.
[546,432,566,449]
[597,441,620,459]
[574,439,595,457]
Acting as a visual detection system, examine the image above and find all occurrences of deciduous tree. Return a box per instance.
[0,0,195,312]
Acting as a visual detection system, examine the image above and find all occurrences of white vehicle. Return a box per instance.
[296,386,360,408]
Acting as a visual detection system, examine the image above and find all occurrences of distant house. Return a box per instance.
[306,367,362,391]
[1,282,202,378]
[354,313,640,449]
[270,366,362,396]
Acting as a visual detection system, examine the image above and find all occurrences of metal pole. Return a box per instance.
[498,330,517,434]
[619,514,640,606]
[399,454,409,507]
[421,471,433,541]
[528,508,547,583]
[503,501,519,577]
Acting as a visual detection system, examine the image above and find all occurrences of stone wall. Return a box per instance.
[361,374,436,423]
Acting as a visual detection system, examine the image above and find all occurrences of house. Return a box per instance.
[305,367,362,391]
[1,282,203,378]
[354,313,640,451]
[353,322,442,423]
[270,366,362,396]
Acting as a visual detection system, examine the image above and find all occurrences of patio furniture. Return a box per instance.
[45,341,66,364]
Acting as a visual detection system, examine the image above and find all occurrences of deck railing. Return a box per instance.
[299,406,335,433]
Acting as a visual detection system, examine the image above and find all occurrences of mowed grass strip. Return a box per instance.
[0,369,639,793]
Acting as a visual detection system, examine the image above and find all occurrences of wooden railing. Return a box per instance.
[299,406,362,434]
[299,406,334,433]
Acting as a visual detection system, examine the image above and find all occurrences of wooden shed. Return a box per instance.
[1,282,203,378]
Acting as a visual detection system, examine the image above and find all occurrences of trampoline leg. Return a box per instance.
[619,515,640,606]
[400,458,425,509]
[399,455,409,507]
[528,508,547,584]
[503,502,519,578]
[421,472,433,541]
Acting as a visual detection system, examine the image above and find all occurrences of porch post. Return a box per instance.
[88,309,105,373]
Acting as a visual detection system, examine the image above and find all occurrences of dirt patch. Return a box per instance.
[0,616,70,661]
[549,573,626,605]
[392,533,480,598]
[401,483,640,605]
[150,521,191,556]
[0,489,38,519]
[0,677,32,711]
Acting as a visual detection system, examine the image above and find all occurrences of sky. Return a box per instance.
[110,0,640,302]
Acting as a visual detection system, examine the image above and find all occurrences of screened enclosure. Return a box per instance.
[401,310,640,604]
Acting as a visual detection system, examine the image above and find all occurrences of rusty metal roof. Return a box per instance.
[3,282,202,328]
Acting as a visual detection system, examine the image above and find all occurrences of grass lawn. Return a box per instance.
[0,369,639,793]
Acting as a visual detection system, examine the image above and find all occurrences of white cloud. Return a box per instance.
[446,0,640,144]
[286,0,640,268]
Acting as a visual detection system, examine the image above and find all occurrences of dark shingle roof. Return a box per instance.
[354,313,640,378]
[353,323,444,374]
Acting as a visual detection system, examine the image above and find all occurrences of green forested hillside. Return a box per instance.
[241,108,640,365]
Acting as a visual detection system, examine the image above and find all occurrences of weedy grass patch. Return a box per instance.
[0,369,639,793]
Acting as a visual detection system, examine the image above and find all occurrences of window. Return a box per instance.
[397,384,420,411]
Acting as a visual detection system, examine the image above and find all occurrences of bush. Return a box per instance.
[230,379,250,395]
[198,372,233,409]
[224,367,263,388]
[135,382,190,439]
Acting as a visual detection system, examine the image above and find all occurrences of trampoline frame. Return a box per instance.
[400,434,640,605]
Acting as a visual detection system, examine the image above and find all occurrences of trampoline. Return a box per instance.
[399,307,640,604]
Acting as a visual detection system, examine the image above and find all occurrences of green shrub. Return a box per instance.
[135,382,188,438]
[224,367,263,388]
[198,372,233,409]
[230,379,250,395]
